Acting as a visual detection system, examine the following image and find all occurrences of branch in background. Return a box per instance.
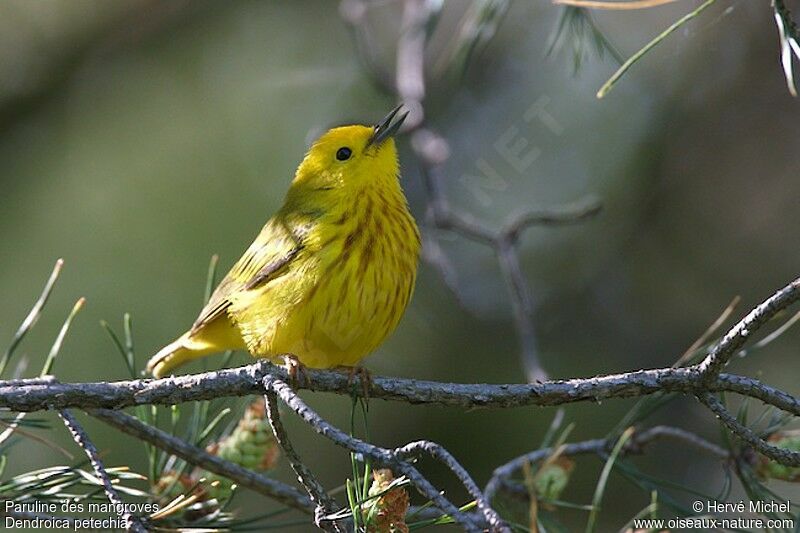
[58,409,148,533]
[263,390,344,532]
[631,424,729,458]
[339,0,604,382]
[484,423,729,502]
[425,157,603,385]
[87,407,314,514]
[338,0,396,93]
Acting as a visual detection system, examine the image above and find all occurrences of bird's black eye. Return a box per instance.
[336,147,352,161]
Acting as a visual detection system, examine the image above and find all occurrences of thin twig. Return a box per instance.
[486,438,606,502]
[697,277,800,381]
[263,390,344,532]
[631,425,729,459]
[502,198,604,243]
[697,393,800,466]
[495,236,544,382]
[485,424,728,501]
[58,409,148,533]
[395,440,508,528]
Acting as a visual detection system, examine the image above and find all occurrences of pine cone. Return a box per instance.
[204,398,281,500]
[213,398,280,471]
[363,469,410,533]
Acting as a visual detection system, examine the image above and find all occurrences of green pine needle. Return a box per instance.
[596,0,718,99]
[0,258,64,377]
[585,426,633,533]
[40,297,85,377]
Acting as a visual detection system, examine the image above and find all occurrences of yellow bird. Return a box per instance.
[146,106,420,378]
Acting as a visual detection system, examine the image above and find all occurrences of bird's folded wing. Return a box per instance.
[190,218,303,334]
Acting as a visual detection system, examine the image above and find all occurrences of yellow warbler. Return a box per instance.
[146,107,420,378]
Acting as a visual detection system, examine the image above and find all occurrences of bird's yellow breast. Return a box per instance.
[230,184,420,368]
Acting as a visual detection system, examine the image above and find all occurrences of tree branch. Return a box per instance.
[263,390,344,531]
[697,393,800,466]
[485,424,730,502]
[697,278,800,382]
[339,0,604,383]
[0,275,796,533]
[263,375,502,532]
[3,364,797,416]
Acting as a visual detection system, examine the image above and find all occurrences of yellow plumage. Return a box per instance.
[147,108,420,378]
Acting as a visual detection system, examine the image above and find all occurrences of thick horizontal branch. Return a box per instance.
[2,362,797,416]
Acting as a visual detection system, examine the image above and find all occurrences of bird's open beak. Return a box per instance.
[366,104,408,149]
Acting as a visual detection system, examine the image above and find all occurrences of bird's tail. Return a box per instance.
[146,332,214,378]
[146,317,246,378]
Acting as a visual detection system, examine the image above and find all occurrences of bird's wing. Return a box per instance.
[190,217,303,334]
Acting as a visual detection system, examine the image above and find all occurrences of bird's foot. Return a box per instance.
[282,354,312,390]
[337,365,372,400]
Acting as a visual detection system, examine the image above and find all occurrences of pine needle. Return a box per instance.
[596,0,718,98]
[0,258,64,376]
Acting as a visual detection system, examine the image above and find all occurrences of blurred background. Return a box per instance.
[1,0,799,530]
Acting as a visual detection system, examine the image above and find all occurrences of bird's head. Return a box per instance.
[290,106,408,196]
